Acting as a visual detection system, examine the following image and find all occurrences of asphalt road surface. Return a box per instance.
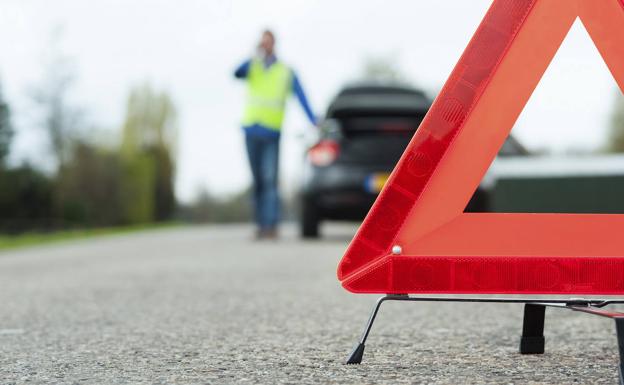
[0,224,622,384]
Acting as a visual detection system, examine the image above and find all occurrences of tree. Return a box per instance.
[0,83,13,167]
[608,91,624,153]
[30,31,83,170]
[57,142,124,227]
[361,56,408,83]
[0,164,55,233]
[120,84,178,223]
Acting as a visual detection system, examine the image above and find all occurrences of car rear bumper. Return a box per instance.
[302,164,393,220]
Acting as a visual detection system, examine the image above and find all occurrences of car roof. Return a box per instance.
[327,82,432,118]
[337,81,428,97]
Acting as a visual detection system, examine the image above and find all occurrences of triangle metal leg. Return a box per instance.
[345,295,405,365]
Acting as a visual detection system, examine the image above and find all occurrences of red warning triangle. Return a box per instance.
[338,0,624,295]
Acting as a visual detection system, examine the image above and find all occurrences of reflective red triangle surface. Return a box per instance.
[338,0,624,294]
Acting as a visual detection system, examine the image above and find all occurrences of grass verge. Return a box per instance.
[0,222,181,251]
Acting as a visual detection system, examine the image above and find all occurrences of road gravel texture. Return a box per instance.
[0,224,622,384]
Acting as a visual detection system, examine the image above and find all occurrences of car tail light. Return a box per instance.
[308,140,340,167]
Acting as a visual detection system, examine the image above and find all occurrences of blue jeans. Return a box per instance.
[245,134,280,229]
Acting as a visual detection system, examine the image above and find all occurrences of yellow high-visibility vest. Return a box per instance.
[242,59,292,131]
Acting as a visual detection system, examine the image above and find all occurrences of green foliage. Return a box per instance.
[57,142,124,227]
[0,84,13,167]
[0,81,180,233]
[608,92,624,153]
[149,145,176,221]
[121,83,177,157]
[0,165,55,233]
[54,83,178,227]
[0,68,248,233]
[120,84,177,223]
[119,153,156,224]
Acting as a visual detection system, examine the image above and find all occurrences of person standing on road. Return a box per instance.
[234,29,318,240]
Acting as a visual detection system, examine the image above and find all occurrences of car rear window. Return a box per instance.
[334,115,425,166]
[341,115,424,135]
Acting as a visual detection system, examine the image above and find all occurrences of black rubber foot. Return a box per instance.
[520,336,545,354]
[346,343,365,364]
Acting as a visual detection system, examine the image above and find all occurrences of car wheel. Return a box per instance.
[301,199,320,239]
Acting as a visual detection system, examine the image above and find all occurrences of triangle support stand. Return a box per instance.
[345,296,624,383]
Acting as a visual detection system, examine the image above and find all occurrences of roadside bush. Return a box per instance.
[0,165,56,233]
[57,142,125,227]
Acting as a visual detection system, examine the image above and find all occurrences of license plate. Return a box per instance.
[365,173,391,193]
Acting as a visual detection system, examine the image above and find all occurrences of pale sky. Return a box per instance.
[0,0,620,202]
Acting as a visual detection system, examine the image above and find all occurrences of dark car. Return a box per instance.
[299,82,527,238]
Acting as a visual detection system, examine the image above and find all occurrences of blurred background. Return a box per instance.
[1,0,623,240]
